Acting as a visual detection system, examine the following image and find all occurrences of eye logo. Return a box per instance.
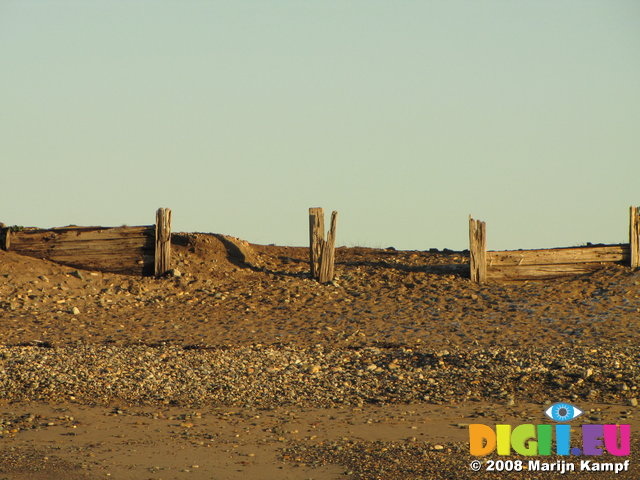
[545,402,583,422]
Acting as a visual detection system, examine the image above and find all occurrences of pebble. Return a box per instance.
[0,344,636,408]
[283,438,640,480]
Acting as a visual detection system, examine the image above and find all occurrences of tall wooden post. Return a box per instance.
[318,211,338,283]
[309,207,325,278]
[631,206,640,270]
[469,216,487,284]
[155,208,172,276]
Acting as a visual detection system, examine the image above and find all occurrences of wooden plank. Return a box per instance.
[487,263,609,281]
[309,207,324,279]
[46,252,151,274]
[631,206,640,269]
[12,239,154,254]
[9,226,154,274]
[469,217,487,284]
[48,225,152,234]
[11,226,153,241]
[318,211,338,283]
[154,208,172,276]
[10,229,153,255]
[487,244,629,266]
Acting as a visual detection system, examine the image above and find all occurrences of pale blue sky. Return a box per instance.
[1,1,639,250]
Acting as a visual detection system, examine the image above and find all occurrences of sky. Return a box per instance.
[1,1,639,251]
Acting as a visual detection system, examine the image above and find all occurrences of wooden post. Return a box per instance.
[469,216,487,284]
[631,206,640,270]
[309,207,325,278]
[318,211,338,283]
[155,208,172,276]
[0,228,9,251]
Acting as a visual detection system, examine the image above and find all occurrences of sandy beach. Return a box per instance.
[1,234,639,479]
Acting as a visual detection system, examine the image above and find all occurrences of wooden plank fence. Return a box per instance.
[470,206,640,283]
[0,208,172,277]
[3,204,637,284]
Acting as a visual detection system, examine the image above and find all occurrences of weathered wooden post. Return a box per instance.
[469,216,487,284]
[630,206,640,270]
[318,211,338,283]
[155,208,172,276]
[0,227,9,251]
[309,207,324,278]
[309,208,338,282]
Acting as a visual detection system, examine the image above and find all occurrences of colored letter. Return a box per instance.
[555,424,571,456]
[582,424,604,456]
[496,424,511,455]
[604,425,630,456]
[469,424,496,456]
[537,424,552,456]
[511,424,537,456]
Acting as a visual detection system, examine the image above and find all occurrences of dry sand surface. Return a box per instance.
[1,233,639,479]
